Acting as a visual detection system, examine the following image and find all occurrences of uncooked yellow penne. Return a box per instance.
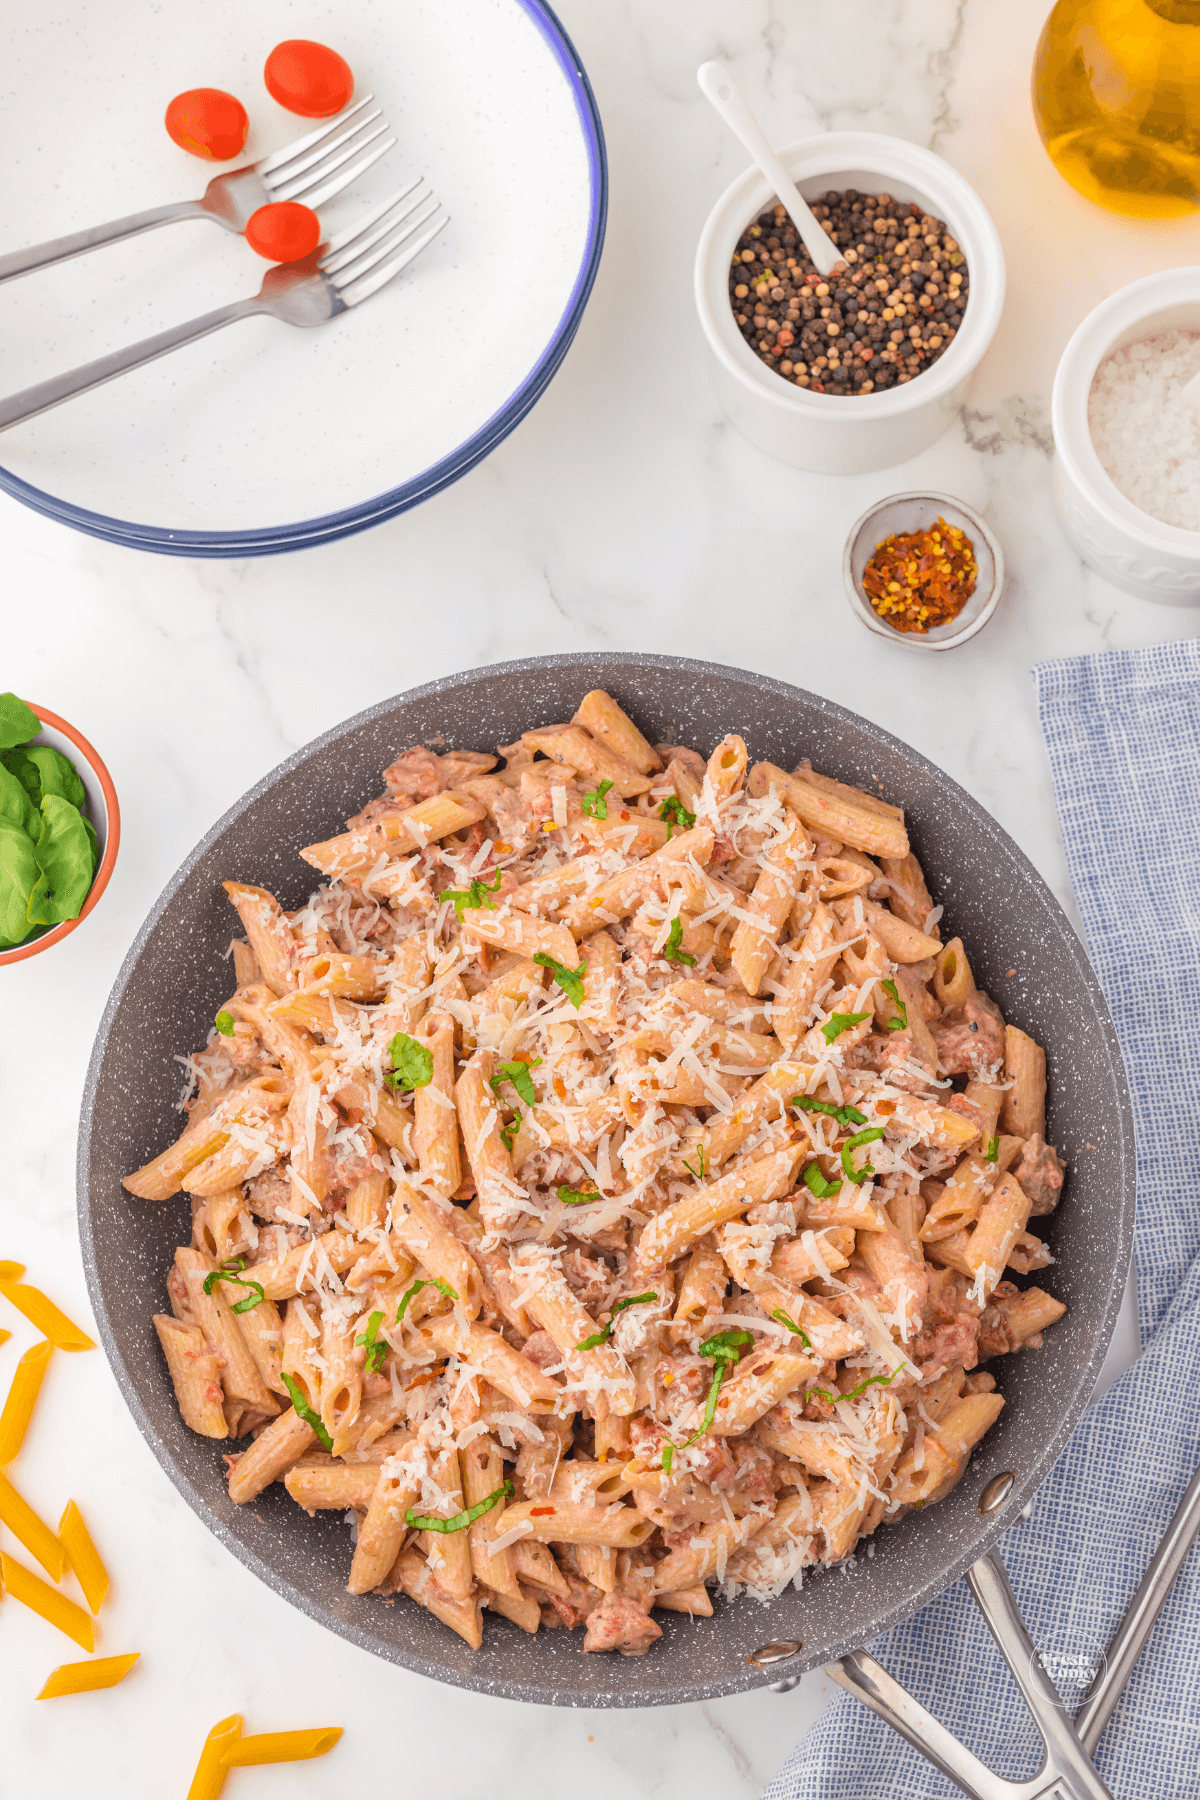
[0,1338,52,1463]
[0,1282,94,1352]
[0,1471,65,1580]
[1,1553,93,1650]
[57,1502,109,1614]
[37,1652,141,1699]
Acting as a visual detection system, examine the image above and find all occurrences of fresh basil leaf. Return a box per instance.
[679,1360,731,1448]
[202,1259,265,1314]
[681,1145,707,1181]
[281,1372,333,1449]
[661,1443,674,1476]
[0,761,38,838]
[407,1479,512,1535]
[384,1031,434,1091]
[394,1276,458,1325]
[658,796,696,838]
[581,778,614,820]
[1,749,41,806]
[500,1115,520,1152]
[557,1183,599,1205]
[355,1310,388,1374]
[533,952,587,1007]
[0,822,40,944]
[803,1161,842,1200]
[699,1328,753,1363]
[821,1010,871,1043]
[0,694,40,752]
[215,1010,236,1037]
[24,746,86,811]
[576,1292,656,1350]
[881,977,908,1032]
[26,795,95,927]
[664,916,695,965]
[790,1096,868,1128]
[771,1309,813,1350]
[985,1135,999,1163]
[442,869,501,921]
[489,1058,540,1108]
[807,1364,907,1409]
[840,1126,884,1186]
[81,815,99,874]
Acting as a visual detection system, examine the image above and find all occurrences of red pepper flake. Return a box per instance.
[620,810,631,821]
[530,1506,556,1516]
[862,516,977,634]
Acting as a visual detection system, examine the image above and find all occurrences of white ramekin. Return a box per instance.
[694,132,1006,475]
[1051,268,1200,605]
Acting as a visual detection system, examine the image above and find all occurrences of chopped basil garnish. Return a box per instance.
[533,951,587,1008]
[441,869,501,921]
[557,1183,599,1205]
[772,1309,813,1350]
[581,779,614,820]
[215,1010,236,1038]
[881,978,907,1032]
[407,1479,513,1534]
[578,1291,657,1351]
[281,1372,333,1449]
[500,1116,520,1152]
[489,1058,541,1107]
[201,1258,265,1315]
[803,1161,842,1200]
[395,1276,458,1325]
[985,1135,999,1163]
[355,1310,387,1374]
[791,1096,867,1128]
[664,916,695,966]
[677,1330,754,1450]
[384,1031,434,1091]
[661,1443,674,1476]
[681,1145,708,1181]
[821,1010,871,1043]
[840,1126,884,1186]
[805,1363,907,1409]
[699,1328,754,1363]
[658,796,696,838]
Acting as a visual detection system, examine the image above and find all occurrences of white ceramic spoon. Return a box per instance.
[696,60,842,277]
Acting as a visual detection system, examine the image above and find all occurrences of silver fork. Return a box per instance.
[0,183,448,431]
[0,96,397,285]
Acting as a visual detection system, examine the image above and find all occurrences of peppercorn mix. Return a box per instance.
[729,189,969,395]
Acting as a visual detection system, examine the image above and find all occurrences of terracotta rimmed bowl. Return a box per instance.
[0,704,120,966]
[79,653,1132,1706]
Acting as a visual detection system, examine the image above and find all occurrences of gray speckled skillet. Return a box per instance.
[77,653,1135,1707]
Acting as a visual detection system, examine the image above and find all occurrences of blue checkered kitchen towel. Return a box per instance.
[764,640,1200,1799]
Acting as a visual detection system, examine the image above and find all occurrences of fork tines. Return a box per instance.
[259,95,398,211]
[320,181,449,304]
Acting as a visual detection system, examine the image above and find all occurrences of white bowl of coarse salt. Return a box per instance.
[1052,268,1200,604]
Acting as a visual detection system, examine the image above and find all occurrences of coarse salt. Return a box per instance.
[1088,327,1200,530]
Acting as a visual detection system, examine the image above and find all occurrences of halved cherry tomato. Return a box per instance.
[164,89,249,162]
[264,40,354,118]
[245,201,321,263]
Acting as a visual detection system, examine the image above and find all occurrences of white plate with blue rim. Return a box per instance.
[0,0,605,556]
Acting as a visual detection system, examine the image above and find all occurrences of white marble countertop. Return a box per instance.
[0,0,1179,1791]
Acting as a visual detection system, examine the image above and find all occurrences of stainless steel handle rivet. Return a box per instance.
[748,1641,802,1666]
[980,1471,1017,1514]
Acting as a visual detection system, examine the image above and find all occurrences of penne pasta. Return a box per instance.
[123,700,1068,1658]
[38,1653,141,1700]
[0,1338,53,1464]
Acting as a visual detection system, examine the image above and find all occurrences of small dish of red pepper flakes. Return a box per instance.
[862,516,977,633]
[843,492,1004,652]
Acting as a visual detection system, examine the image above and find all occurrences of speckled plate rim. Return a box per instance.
[0,0,606,560]
[77,652,1135,1706]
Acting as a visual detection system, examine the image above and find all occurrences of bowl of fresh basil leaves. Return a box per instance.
[0,692,119,964]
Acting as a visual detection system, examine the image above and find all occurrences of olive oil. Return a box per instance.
[1033,0,1200,216]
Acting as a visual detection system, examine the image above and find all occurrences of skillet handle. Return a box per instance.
[966,1552,1116,1800]
[825,1651,1001,1799]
